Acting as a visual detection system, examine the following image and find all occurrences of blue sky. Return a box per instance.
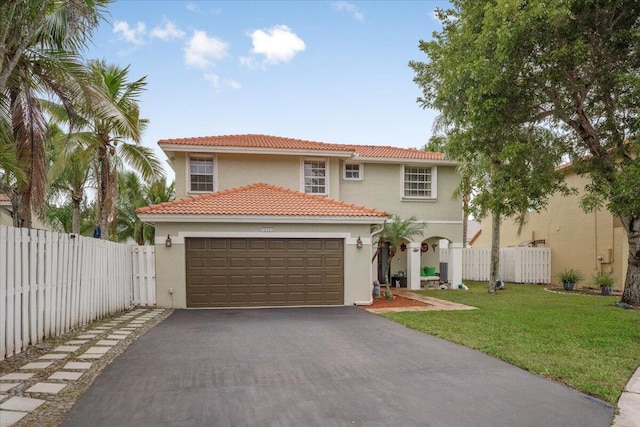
[87,1,448,177]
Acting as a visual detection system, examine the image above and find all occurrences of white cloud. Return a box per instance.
[226,79,242,89]
[204,73,220,87]
[204,73,242,90]
[184,30,228,68]
[210,7,222,15]
[247,25,305,64]
[150,20,185,40]
[113,20,147,45]
[333,1,364,21]
[186,2,200,12]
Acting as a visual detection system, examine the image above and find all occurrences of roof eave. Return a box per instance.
[137,214,387,224]
[159,144,355,158]
[353,157,457,165]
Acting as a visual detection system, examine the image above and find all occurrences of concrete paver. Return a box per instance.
[76,335,97,339]
[0,384,19,393]
[0,396,46,411]
[0,410,28,426]
[84,347,110,354]
[19,362,52,370]
[53,346,80,353]
[95,340,119,346]
[26,383,66,394]
[0,373,34,381]
[49,372,83,381]
[66,340,89,345]
[105,335,126,340]
[61,308,613,427]
[77,354,104,359]
[63,362,92,370]
[38,354,68,360]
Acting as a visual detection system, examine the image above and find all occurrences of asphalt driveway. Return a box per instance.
[61,307,612,426]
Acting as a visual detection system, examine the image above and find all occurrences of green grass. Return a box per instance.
[385,282,640,403]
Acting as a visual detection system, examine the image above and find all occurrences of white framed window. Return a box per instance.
[403,165,436,199]
[189,156,215,193]
[343,162,363,181]
[302,158,327,195]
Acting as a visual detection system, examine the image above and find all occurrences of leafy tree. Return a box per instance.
[372,215,425,300]
[412,1,640,305]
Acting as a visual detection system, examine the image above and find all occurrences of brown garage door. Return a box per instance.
[185,238,344,307]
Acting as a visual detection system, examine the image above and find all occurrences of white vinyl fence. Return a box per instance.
[440,247,551,284]
[0,224,156,361]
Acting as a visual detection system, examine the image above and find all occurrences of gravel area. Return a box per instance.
[0,307,173,427]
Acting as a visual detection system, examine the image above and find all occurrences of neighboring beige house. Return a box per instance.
[473,167,629,290]
[0,193,50,230]
[0,193,11,226]
[137,134,463,308]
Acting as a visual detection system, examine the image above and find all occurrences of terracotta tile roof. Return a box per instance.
[158,134,445,161]
[0,193,9,202]
[136,183,389,217]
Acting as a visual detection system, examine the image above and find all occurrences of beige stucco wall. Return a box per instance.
[473,172,629,290]
[171,152,461,227]
[153,221,374,309]
[0,207,12,226]
[339,162,462,220]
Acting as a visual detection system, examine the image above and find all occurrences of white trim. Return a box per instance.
[186,154,217,194]
[301,157,329,196]
[138,214,386,224]
[343,162,364,181]
[353,157,457,166]
[157,231,368,245]
[400,164,437,200]
[160,144,354,158]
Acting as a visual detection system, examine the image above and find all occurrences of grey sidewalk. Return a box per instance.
[612,367,640,427]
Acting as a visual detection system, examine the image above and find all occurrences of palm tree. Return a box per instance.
[115,172,174,244]
[46,123,94,234]
[85,60,163,240]
[372,215,425,300]
[0,0,109,227]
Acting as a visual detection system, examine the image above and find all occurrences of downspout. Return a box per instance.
[354,221,386,306]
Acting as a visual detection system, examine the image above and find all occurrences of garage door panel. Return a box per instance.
[287,257,305,268]
[269,258,286,268]
[325,257,343,268]
[186,238,344,307]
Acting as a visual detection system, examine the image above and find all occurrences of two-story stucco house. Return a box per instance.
[136,134,463,308]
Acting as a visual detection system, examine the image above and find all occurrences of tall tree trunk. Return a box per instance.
[620,214,640,306]
[97,144,110,240]
[71,194,81,234]
[462,194,470,248]
[384,254,395,300]
[489,211,501,294]
[9,190,21,228]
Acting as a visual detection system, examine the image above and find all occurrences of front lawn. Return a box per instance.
[385,282,640,403]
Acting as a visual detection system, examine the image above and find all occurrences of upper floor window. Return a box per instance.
[190,157,214,192]
[303,159,327,195]
[403,166,436,199]
[343,163,363,180]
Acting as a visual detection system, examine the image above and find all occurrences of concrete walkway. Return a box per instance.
[61,307,612,426]
[612,367,640,427]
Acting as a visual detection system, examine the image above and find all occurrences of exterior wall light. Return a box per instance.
[165,234,172,247]
[356,236,363,249]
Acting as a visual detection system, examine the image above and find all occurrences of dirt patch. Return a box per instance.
[365,295,430,309]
